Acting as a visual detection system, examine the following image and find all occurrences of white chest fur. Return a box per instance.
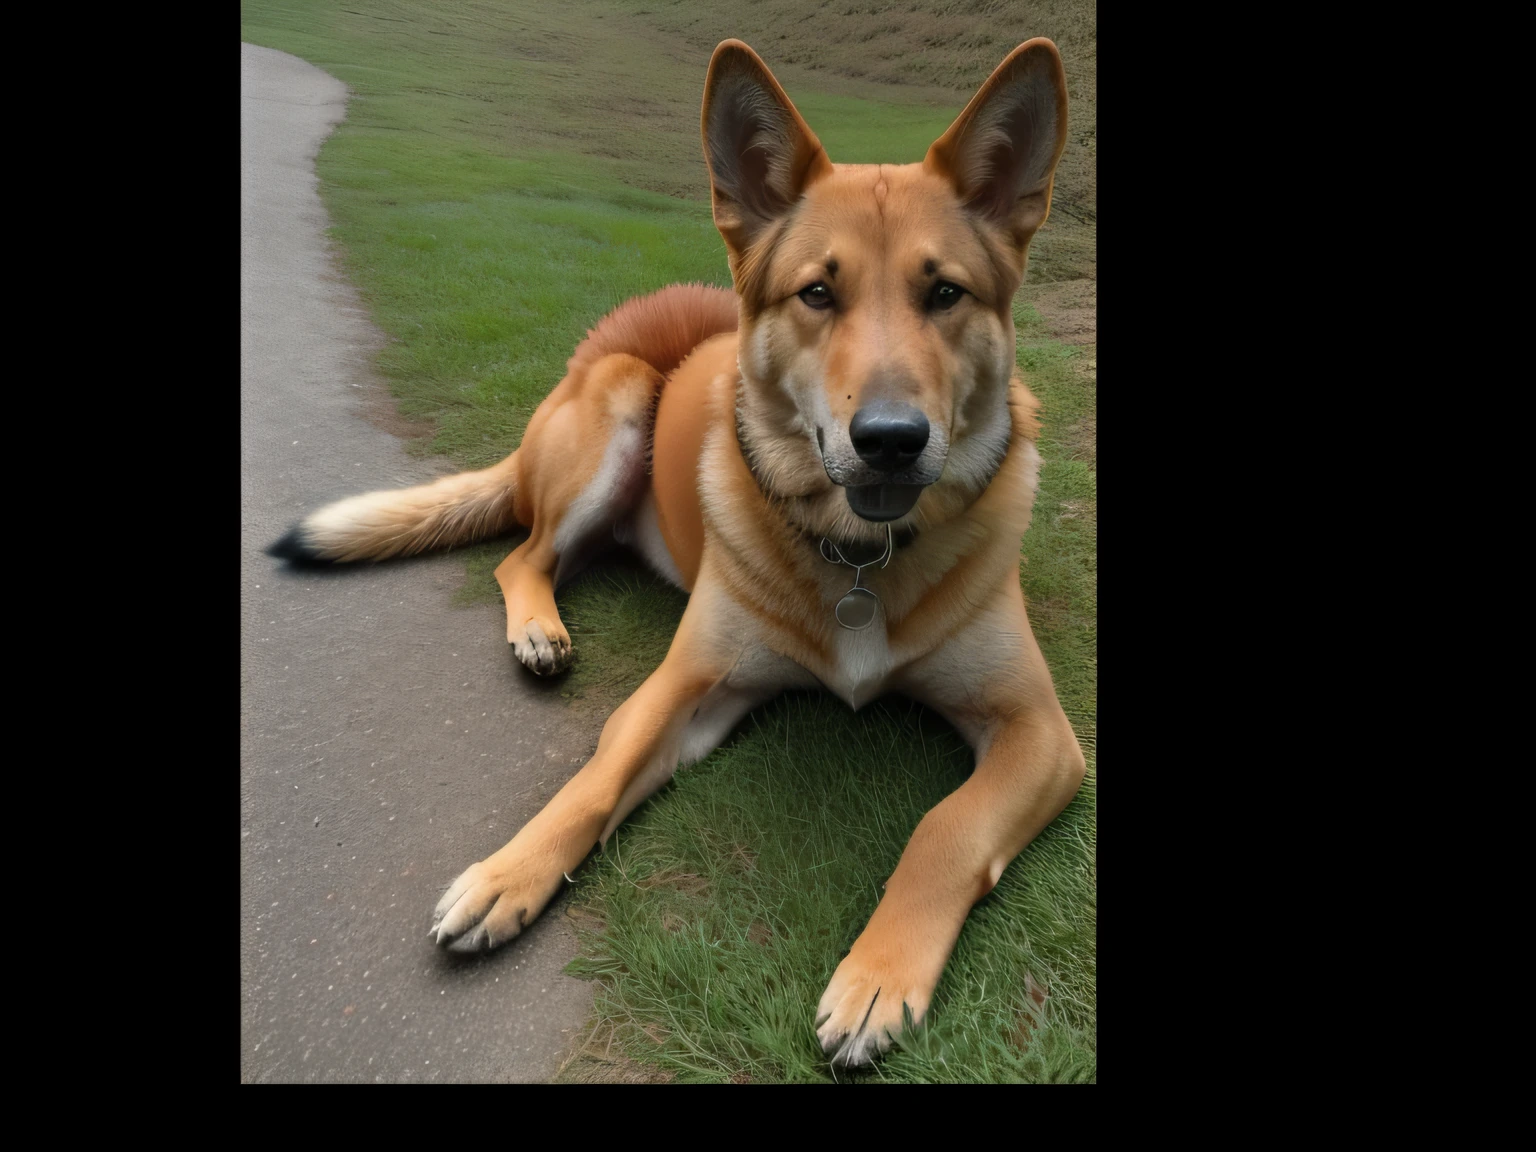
[822,616,898,710]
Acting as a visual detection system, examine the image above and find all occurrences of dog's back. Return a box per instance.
[566,283,737,383]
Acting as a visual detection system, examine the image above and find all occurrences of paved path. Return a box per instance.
[240,42,595,1083]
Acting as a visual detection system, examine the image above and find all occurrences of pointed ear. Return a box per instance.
[924,38,1069,250]
[701,40,833,263]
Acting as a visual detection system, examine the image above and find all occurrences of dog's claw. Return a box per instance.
[510,617,572,676]
[817,958,927,1067]
[445,924,488,953]
[431,859,558,955]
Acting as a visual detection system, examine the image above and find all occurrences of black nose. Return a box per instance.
[849,402,930,472]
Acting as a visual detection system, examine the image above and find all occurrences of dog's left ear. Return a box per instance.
[701,40,833,266]
[925,38,1069,252]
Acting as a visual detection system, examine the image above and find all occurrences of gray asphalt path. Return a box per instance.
[241,42,596,1083]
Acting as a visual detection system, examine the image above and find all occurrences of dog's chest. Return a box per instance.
[818,621,897,710]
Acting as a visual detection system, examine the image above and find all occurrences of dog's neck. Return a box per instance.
[811,518,920,557]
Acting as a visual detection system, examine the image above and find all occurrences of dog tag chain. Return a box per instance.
[819,523,894,630]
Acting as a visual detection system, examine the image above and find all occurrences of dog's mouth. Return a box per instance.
[811,425,943,523]
[843,483,925,522]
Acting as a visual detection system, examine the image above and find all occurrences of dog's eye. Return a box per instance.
[929,281,964,311]
[798,282,834,311]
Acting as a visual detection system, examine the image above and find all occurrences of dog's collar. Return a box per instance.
[800,519,920,556]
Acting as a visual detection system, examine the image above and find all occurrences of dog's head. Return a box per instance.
[702,39,1068,541]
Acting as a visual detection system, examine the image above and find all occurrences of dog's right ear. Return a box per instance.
[701,40,832,268]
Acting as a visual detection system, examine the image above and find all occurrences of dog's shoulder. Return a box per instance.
[975,374,1045,535]
[649,330,742,589]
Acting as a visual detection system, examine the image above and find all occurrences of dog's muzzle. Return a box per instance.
[827,401,941,522]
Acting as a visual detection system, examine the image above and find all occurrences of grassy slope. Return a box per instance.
[598,0,1097,285]
[241,0,1095,1082]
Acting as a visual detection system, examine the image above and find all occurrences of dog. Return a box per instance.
[268,37,1086,1068]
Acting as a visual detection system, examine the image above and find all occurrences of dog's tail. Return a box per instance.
[267,455,523,565]
[267,282,738,567]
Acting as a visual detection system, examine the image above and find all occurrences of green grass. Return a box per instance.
[243,0,1095,1083]
[789,92,957,164]
[562,692,1095,1084]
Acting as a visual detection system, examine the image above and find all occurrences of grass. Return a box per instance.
[242,0,1096,1082]
[560,691,1096,1084]
[594,0,1098,283]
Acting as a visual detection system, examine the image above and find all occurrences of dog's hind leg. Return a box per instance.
[495,353,662,676]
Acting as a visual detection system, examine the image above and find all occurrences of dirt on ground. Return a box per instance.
[1026,278,1097,346]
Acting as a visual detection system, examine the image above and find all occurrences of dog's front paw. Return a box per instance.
[815,950,933,1067]
[430,855,564,954]
[510,616,572,676]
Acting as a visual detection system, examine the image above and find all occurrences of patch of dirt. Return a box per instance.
[747,920,773,947]
[1024,279,1097,346]
[1021,593,1083,636]
[1061,413,1096,467]
[565,904,608,935]
[558,1055,675,1083]
[725,842,758,873]
[635,870,710,897]
[1057,349,1097,467]
[555,1017,678,1083]
[357,383,440,446]
[1009,972,1051,1053]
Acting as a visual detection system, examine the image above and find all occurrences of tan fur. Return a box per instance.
[287,283,737,568]
[281,38,1085,1067]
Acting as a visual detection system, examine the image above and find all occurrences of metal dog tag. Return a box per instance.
[821,523,893,631]
[834,587,879,630]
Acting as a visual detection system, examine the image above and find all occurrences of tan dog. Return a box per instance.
[269,38,1086,1067]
